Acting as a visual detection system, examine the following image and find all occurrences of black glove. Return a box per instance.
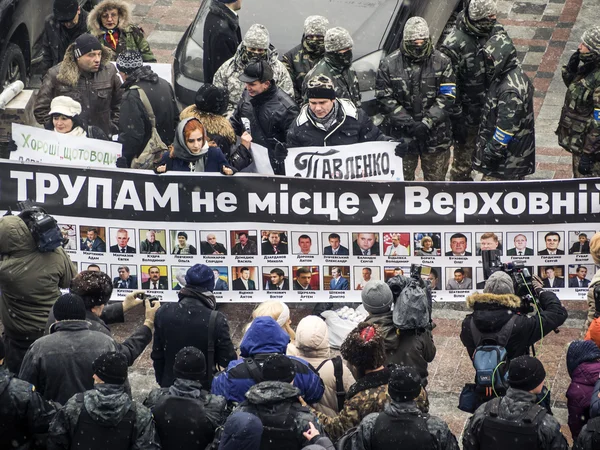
[566,50,580,73]
[115,156,128,168]
[395,140,410,158]
[229,145,253,171]
[274,142,288,162]
[594,285,600,318]
[7,139,17,152]
[481,143,505,169]
[578,154,593,176]
[411,121,429,143]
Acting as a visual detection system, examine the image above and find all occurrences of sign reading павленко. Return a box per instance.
[10,123,122,167]
[0,160,597,303]
[285,141,403,181]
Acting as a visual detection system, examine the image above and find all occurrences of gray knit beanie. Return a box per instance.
[362,280,394,314]
[483,271,514,295]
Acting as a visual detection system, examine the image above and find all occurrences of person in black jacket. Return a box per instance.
[230,59,300,175]
[116,50,179,167]
[151,264,237,389]
[203,0,243,84]
[144,347,228,450]
[40,0,89,73]
[287,75,387,148]
[460,271,568,360]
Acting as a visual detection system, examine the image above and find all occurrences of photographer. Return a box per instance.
[0,210,77,374]
[461,271,567,360]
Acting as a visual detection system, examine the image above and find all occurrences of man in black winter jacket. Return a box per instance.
[287,74,387,148]
[460,271,568,359]
[152,264,237,388]
[41,0,89,73]
[203,0,242,84]
[230,60,299,175]
[144,347,228,450]
[116,50,179,167]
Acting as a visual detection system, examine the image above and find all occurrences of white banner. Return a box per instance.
[285,141,403,181]
[10,123,122,168]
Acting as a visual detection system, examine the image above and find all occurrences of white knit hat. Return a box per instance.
[49,96,82,117]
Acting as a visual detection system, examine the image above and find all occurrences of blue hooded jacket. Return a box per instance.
[219,412,263,450]
[211,316,324,403]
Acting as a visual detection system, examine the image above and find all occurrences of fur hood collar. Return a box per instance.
[180,105,236,144]
[58,43,113,86]
[88,0,132,36]
[466,292,522,310]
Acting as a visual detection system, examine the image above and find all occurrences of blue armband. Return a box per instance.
[439,83,456,98]
[594,108,600,121]
[493,127,513,145]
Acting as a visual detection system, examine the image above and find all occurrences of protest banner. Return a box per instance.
[285,141,403,181]
[10,123,122,168]
[0,159,597,303]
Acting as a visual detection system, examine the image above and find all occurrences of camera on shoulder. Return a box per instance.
[17,200,63,252]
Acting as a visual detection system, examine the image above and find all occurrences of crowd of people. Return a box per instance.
[15,0,600,180]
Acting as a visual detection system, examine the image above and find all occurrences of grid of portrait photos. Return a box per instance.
[58,222,600,302]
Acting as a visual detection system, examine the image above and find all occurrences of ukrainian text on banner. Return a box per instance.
[0,160,598,303]
[10,123,122,168]
[285,141,403,181]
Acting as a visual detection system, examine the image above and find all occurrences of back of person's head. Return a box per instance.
[483,271,514,295]
[252,301,295,340]
[340,322,385,377]
[294,315,329,356]
[219,412,263,450]
[566,340,600,377]
[70,271,113,309]
[93,351,128,385]
[362,280,394,314]
[195,83,229,116]
[54,293,86,321]
[261,354,296,383]
[116,50,144,75]
[388,365,422,402]
[185,264,215,292]
[173,346,207,382]
[507,355,546,392]
[240,316,290,358]
[591,232,600,265]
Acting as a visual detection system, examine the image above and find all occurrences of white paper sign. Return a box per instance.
[240,143,275,175]
[10,123,122,168]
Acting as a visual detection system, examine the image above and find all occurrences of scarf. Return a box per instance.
[102,27,120,50]
[308,100,340,132]
[179,285,217,310]
[121,66,160,89]
[62,126,86,137]
[172,117,210,169]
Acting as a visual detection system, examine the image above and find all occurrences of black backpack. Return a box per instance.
[255,402,304,450]
[316,356,346,411]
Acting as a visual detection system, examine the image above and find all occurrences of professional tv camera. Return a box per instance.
[16,200,63,252]
[481,249,537,313]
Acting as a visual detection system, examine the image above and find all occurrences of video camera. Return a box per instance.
[410,264,431,281]
[16,200,63,252]
[481,249,537,313]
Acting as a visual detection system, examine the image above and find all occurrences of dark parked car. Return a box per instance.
[173,0,461,114]
[0,0,53,87]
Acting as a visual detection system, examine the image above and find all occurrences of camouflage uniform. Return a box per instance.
[376,17,456,181]
[282,16,329,104]
[440,2,505,181]
[213,24,294,115]
[472,33,535,180]
[302,27,362,107]
[556,26,600,178]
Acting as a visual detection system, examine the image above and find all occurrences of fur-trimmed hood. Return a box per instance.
[88,0,133,36]
[57,43,114,87]
[466,292,522,310]
[180,105,236,144]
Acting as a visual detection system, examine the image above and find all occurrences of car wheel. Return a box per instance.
[0,43,27,88]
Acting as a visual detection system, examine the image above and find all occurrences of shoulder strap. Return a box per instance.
[484,397,502,417]
[315,359,329,372]
[245,358,264,383]
[130,85,156,127]
[522,404,546,424]
[471,315,517,347]
[315,356,346,411]
[206,310,218,388]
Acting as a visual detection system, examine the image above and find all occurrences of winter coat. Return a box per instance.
[47,384,160,450]
[567,359,600,438]
[557,53,600,156]
[351,400,459,450]
[18,320,118,405]
[585,269,600,328]
[0,365,57,450]
[463,388,568,450]
[236,381,323,448]
[41,10,90,72]
[305,436,335,450]
[152,290,237,388]
[282,41,323,104]
[290,315,356,417]
[375,47,455,152]
[0,216,76,339]
[230,83,299,173]
[310,367,391,441]
[460,291,568,360]
[34,44,123,136]
[203,0,242,84]
[303,55,361,107]
[213,43,295,115]
[211,316,325,404]
[365,311,436,385]
[472,33,535,179]
[118,69,179,166]
[219,411,263,450]
[287,99,386,147]
[440,11,505,129]
[180,104,237,155]
[88,0,156,62]
[156,146,231,173]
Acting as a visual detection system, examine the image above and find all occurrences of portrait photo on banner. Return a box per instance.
[321,231,350,256]
[109,227,137,254]
[230,230,258,255]
[171,266,191,290]
[568,230,595,255]
[352,232,380,256]
[79,225,107,253]
[199,231,227,255]
[111,264,139,289]
[413,232,441,256]
[84,262,107,273]
[323,266,351,290]
[445,232,472,257]
[538,265,566,288]
[567,264,594,288]
[537,231,565,255]
[292,266,320,290]
[59,223,78,251]
[445,267,473,290]
[261,230,289,255]
[212,266,229,291]
[475,232,503,256]
[382,232,410,256]
[506,232,535,256]
[262,266,290,290]
[139,229,167,254]
[171,230,198,255]
[383,266,409,281]
[291,231,319,255]
[141,265,169,290]
[232,266,258,290]
[354,266,381,290]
